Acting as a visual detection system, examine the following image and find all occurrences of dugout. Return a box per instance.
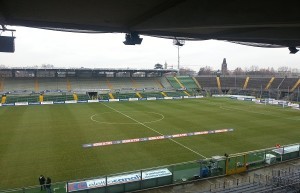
[272,144,300,161]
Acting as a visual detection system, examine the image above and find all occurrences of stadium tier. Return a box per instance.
[243,77,270,90]
[166,76,183,89]
[1,71,300,103]
[5,95,40,103]
[196,76,218,88]
[176,76,199,89]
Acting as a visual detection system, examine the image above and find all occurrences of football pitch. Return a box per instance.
[0,98,299,189]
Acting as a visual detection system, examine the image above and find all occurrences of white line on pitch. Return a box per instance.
[101,103,207,158]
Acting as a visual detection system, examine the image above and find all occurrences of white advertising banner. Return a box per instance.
[41,101,54,105]
[142,168,172,180]
[129,98,139,101]
[88,100,99,103]
[109,99,120,102]
[107,172,141,186]
[147,97,156,101]
[65,100,77,104]
[14,102,29,106]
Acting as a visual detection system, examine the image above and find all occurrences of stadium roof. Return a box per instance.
[1,0,300,48]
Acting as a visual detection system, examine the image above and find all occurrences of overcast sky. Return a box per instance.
[1,26,300,72]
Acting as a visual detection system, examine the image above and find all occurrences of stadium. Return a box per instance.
[0,67,300,192]
[1,0,300,192]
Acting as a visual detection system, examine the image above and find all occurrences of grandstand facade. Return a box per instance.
[1,68,300,104]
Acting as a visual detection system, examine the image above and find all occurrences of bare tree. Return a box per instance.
[179,67,196,76]
[233,67,244,75]
[198,66,213,75]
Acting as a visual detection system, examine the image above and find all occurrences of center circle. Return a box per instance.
[90,111,164,124]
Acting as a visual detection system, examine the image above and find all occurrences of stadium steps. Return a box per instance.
[166,77,182,89]
[216,77,221,91]
[131,78,139,89]
[34,79,39,92]
[183,90,191,96]
[136,92,142,98]
[243,77,250,89]
[290,79,300,92]
[174,76,185,88]
[109,93,115,99]
[73,93,78,100]
[277,77,286,89]
[66,78,72,91]
[1,95,6,103]
[0,79,3,91]
[39,94,43,102]
[161,92,167,97]
[156,80,164,89]
[192,77,202,89]
[106,79,113,89]
[265,77,275,90]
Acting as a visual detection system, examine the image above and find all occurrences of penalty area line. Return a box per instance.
[98,103,209,159]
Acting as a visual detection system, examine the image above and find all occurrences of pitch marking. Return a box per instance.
[101,103,207,159]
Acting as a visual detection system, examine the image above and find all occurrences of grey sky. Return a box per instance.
[1,26,300,72]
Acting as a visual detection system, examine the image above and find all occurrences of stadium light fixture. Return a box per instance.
[123,32,143,45]
[173,38,185,75]
[0,26,16,53]
[288,47,299,54]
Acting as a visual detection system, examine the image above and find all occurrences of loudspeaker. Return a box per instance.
[0,36,15,53]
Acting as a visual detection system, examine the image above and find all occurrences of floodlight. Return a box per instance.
[288,47,299,54]
[0,27,16,53]
[123,32,143,45]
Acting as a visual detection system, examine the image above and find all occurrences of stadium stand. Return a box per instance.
[166,77,182,89]
[141,92,164,98]
[246,77,270,90]
[76,94,90,101]
[208,166,300,193]
[164,91,187,97]
[177,76,198,89]
[290,79,300,92]
[108,93,115,99]
[38,78,67,91]
[1,73,300,103]
[265,77,275,90]
[107,78,134,90]
[98,93,110,100]
[195,77,218,89]
[269,77,285,89]
[115,92,137,99]
[132,77,162,89]
[243,77,250,89]
[159,77,173,89]
[43,94,74,102]
[279,78,299,90]
[2,78,35,92]
[5,95,39,103]
[70,78,104,91]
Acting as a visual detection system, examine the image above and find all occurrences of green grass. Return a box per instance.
[0,98,299,189]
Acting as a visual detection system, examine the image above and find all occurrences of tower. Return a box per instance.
[221,58,228,75]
